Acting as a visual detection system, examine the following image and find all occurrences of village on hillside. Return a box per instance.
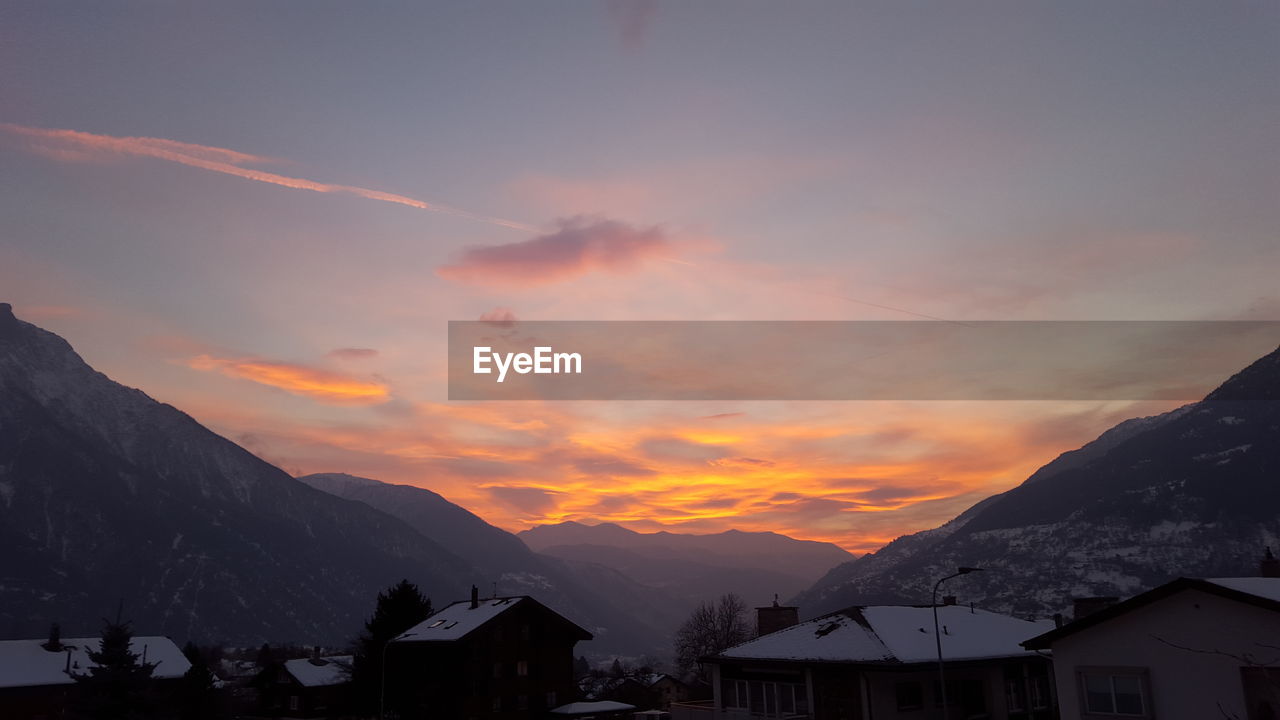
[2,550,1277,720]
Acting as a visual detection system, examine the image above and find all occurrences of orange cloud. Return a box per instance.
[0,123,535,231]
[187,353,390,405]
[168,392,1172,553]
[437,216,674,287]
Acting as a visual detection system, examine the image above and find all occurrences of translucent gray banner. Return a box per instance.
[447,321,1280,401]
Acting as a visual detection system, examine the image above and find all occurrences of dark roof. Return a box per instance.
[393,595,592,644]
[1022,577,1280,650]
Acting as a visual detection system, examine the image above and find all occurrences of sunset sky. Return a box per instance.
[2,2,1277,552]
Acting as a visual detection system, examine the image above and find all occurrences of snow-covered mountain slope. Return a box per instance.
[793,344,1280,619]
[0,304,472,644]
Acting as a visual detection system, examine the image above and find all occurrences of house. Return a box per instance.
[252,652,352,718]
[0,630,191,720]
[386,588,593,720]
[580,672,692,712]
[677,603,1056,720]
[647,674,692,710]
[1023,576,1280,720]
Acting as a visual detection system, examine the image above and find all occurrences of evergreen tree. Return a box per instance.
[177,642,221,720]
[351,579,434,715]
[573,655,590,679]
[71,608,158,720]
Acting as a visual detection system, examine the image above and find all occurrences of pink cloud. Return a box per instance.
[0,123,535,231]
[325,347,379,360]
[608,0,659,51]
[437,216,673,287]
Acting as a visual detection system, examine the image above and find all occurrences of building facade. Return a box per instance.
[678,604,1056,720]
[387,590,592,720]
[1024,577,1280,720]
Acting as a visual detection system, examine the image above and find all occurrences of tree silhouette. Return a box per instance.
[674,594,750,682]
[71,606,158,720]
[352,579,434,715]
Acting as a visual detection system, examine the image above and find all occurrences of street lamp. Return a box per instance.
[932,567,983,720]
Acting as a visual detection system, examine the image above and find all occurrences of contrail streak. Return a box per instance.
[0,123,537,232]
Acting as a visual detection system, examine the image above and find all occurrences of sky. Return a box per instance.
[1,1,1277,552]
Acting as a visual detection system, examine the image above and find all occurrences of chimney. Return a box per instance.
[942,595,957,606]
[1052,613,1064,628]
[1261,547,1280,578]
[755,596,800,636]
[470,585,479,609]
[1072,596,1118,620]
[43,623,62,652]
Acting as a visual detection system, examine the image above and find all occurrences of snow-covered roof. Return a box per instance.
[719,605,1052,665]
[0,636,191,689]
[394,596,524,643]
[1024,576,1280,650]
[283,655,351,687]
[552,700,637,715]
[1207,577,1280,603]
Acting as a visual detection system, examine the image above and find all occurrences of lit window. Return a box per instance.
[517,660,529,676]
[1081,670,1148,716]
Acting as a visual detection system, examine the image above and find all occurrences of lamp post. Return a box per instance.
[932,567,983,720]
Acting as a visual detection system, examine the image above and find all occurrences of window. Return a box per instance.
[492,662,503,679]
[547,691,558,708]
[721,678,806,716]
[289,696,300,711]
[518,694,528,710]
[517,660,529,676]
[724,679,748,709]
[1030,675,1052,711]
[1080,669,1148,717]
[897,681,924,712]
[1005,678,1027,713]
[491,696,502,712]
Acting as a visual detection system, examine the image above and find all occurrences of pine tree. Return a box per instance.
[71,607,158,720]
[351,579,434,715]
[177,641,220,720]
[573,655,590,679]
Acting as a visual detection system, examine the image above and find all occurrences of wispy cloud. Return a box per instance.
[0,123,536,231]
[187,353,390,405]
[325,347,379,361]
[608,0,659,51]
[437,216,673,287]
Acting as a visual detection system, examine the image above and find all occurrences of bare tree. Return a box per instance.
[675,594,750,681]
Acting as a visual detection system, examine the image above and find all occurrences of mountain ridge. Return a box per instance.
[0,304,474,644]
[793,343,1280,618]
